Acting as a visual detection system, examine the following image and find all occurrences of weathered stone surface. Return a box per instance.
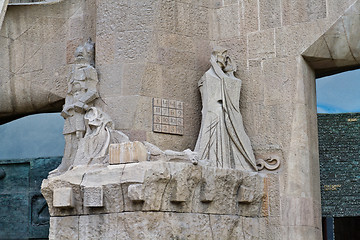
[53,188,74,208]
[79,214,117,240]
[44,162,264,218]
[259,0,281,30]
[238,186,256,203]
[128,184,144,202]
[83,186,103,207]
[6,0,360,239]
[248,29,275,60]
[282,0,326,26]
[109,141,148,164]
[49,216,79,240]
[0,0,93,124]
[215,5,241,39]
[116,212,211,239]
[42,165,103,216]
[241,0,259,33]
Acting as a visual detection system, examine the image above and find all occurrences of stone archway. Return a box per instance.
[299,2,360,239]
[302,1,360,77]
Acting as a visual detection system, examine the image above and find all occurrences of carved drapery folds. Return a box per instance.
[49,39,129,177]
[194,47,258,171]
[50,42,280,178]
[194,47,280,172]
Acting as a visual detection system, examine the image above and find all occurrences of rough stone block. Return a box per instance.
[79,214,117,240]
[117,212,213,239]
[259,0,281,30]
[248,29,275,59]
[275,22,322,58]
[49,216,79,240]
[53,188,74,208]
[83,186,104,207]
[262,57,297,105]
[282,0,326,26]
[242,0,259,33]
[215,5,241,39]
[238,186,255,203]
[199,182,214,203]
[199,168,216,203]
[167,164,202,208]
[109,141,148,165]
[128,184,144,202]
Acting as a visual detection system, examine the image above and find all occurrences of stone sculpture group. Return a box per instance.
[50,39,130,176]
[42,39,280,239]
[50,40,279,176]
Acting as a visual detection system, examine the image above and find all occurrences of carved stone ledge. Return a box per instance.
[42,162,265,217]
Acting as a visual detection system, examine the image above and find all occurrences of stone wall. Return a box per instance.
[0,0,95,124]
[94,0,213,151]
[318,113,360,217]
[42,162,279,239]
[208,1,360,238]
[1,0,360,239]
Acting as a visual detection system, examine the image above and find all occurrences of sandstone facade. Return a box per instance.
[1,0,360,239]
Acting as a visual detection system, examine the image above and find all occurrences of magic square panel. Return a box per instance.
[153,98,184,135]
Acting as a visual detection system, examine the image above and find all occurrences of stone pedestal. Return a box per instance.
[42,162,270,239]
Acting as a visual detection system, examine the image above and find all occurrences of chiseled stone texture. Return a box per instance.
[49,216,79,240]
[50,212,278,240]
[43,162,274,239]
[109,141,148,164]
[0,0,96,124]
[83,186,103,207]
[53,187,74,208]
[209,1,360,239]
[42,162,265,217]
[79,214,117,240]
[95,0,211,151]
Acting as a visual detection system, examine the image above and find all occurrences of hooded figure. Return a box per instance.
[194,47,257,171]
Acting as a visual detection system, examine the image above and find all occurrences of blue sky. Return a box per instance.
[317,69,360,113]
[0,113,64,160]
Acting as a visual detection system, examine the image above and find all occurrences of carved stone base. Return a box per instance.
[42,162,268,239]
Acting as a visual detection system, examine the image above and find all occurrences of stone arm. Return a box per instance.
[210,58,227,80]
[62,88,98,116]
[61,68,99,117]
[78,89,99,106]
[74,85,99,113]
[79,66,99,106]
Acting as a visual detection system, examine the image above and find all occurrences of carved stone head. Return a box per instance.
[211,47,237,76]
[74,38,95,66]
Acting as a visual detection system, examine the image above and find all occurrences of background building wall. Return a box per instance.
[0,157,62,239]
[318,113,360,217]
